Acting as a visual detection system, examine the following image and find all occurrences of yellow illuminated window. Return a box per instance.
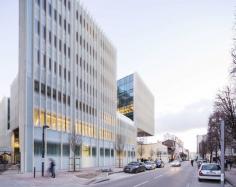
[82,145,91,157]
[85,124,88,136]
[57,116,62,131]
[34,109,40,126]
[51,114,57,130]
[88,125,92,137]
[66,119,70,132]
[46,113,51,128]
[40,111,45,126]
[78,122,82,135]
[61,117,66,132]
[82,122,85,136]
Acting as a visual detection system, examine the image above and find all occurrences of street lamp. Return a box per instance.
[42,125,49,177]
[220,119,225,187]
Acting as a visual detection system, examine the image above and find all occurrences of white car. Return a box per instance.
[170,160,181,167]
[144,161,156,170]
[198,163,221,182]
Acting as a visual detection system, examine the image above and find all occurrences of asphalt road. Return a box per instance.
[93,162,231,187]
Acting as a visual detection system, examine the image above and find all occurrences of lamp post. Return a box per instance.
[220,119,225,187]
[42,125,49,177]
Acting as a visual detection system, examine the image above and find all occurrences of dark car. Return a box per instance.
[123,162,146,173]
[155,160,164,168]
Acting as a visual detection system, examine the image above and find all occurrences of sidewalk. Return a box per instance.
[0,167,124,187]
[225,167,236,187]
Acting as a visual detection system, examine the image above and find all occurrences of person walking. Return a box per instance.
[49,158,56,178]
[229,159,233,170]
[191,159,194,167]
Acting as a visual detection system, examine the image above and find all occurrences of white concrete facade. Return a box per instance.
[117,73,155,137]
[19,0,117,172]
[116,112,136,166]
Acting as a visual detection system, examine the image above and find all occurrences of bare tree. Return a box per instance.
[215,87,236,141]
[114,134,126,168]
[69,132,82,172]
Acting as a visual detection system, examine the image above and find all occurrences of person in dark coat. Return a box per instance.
[49,158,56,178]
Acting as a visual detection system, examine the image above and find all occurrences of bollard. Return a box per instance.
[34,167,36,178]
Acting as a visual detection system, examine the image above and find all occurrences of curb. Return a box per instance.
[108,170,124,175]
[225,177,236,187]
[86,173,110,185]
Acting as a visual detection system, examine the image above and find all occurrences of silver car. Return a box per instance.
[198,163,221,182]
[170,160,181,167]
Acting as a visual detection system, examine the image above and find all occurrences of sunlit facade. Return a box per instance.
[19,0,117,172]
[117,73,155,137]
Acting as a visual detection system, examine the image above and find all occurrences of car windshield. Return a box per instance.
[201,164,220,171]
[145,161,152,164]
[128,162,139,166]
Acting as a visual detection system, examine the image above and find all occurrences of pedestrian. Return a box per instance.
[229,159,233,170]
[191,159,193,167]
[49,158,56,178]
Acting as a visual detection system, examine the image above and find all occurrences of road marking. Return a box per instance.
[154,175,163,179]
[133,181,149,187]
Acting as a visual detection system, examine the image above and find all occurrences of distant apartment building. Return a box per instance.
[117,73,155,137]
[18,0,119,172]
[136,141,169,163]
[162,133,184,161]
[196,134,207,154]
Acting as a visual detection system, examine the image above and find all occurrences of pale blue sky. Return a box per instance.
[0,0,235,152]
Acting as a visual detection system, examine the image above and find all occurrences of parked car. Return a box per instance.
[198,163,221,182]
[144,161,156,170]
[197,160,207,168]
[170,160,181,167]
[123,162,146,173]
[155,160,164,168]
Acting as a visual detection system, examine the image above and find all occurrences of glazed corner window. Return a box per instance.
[34,80,40,93]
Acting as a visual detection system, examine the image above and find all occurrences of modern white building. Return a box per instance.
[117,73,155,137]
[18,0,118,172]
[136,141,169,163]
[116,112,136,166]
